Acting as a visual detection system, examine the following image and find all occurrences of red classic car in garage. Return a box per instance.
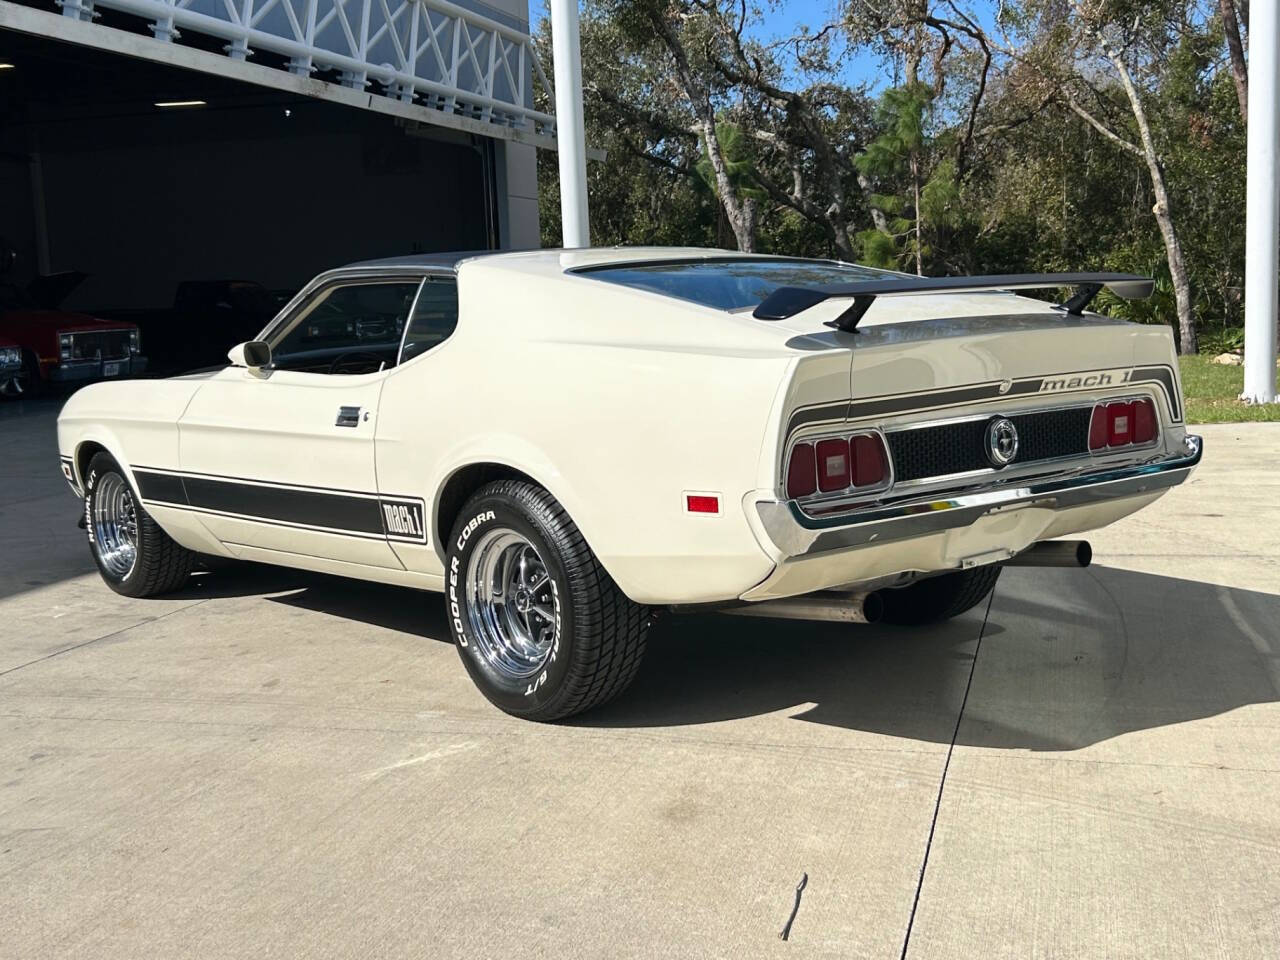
[0,272,147,398]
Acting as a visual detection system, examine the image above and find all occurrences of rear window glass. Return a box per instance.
[575,258,889,311]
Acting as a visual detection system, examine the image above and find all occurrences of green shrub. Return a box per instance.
[1197,327,1245,356]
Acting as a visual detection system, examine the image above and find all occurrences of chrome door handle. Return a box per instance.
[335,406,361,427]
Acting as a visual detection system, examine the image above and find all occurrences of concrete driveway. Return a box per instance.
[2,399,1277,959]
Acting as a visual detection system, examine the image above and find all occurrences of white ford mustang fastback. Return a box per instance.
[57,248,1202,719]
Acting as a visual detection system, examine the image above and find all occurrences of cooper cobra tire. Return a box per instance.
[84,452,196,598]
[446,480,648,721]
[879,564,1002,626]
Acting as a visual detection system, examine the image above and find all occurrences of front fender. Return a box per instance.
[57,420,136,497]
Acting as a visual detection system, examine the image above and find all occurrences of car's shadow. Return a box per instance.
[176,561,1280,752]
[175,562,453,640]
[580,565,1280,751]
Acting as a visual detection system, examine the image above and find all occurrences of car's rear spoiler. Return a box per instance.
[752,272,1154,333]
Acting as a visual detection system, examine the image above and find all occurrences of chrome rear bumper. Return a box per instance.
[755,435,1202,559]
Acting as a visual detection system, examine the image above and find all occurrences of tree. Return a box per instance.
[532,10,716,249]
[855,83,962,274]
[623,0,761,250]
[1218,0,1248,122]
[994,1,1201,352]
[582,0,883,258]
[1070,3,1200,353]
[540,0,1245,354]
[695,121,766,249]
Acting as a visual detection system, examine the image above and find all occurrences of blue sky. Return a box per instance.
[752,0,894,89]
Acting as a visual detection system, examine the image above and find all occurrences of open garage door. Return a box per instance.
[0,0,544,379]
[1,33,499,310]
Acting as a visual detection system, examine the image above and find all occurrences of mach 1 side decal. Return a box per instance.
[786,364,1180,437]
[130,467,428,545]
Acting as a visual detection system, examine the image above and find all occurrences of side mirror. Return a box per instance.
[228,340,271,370]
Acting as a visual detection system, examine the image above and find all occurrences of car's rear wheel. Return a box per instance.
[446,480,648,721]
[84,452,195,597]
[879,565,1002,626]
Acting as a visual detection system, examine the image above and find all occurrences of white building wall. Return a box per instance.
[467,0,541,249]
[498,140,542,249]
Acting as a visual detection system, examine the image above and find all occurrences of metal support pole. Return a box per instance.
[549,0,589,247]
[28,145,51,276]
[1244,0,1279,403]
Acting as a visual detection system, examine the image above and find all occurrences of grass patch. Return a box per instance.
[1179,354,1280,423]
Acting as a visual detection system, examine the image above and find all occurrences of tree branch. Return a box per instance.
[1063,95,1143,156]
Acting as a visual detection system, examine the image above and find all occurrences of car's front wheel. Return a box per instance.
[446,480,648,721]
[84,452,195,597]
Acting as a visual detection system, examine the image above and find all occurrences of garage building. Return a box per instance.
[0,0,548,313]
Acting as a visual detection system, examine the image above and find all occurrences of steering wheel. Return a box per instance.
[327,352,386,375]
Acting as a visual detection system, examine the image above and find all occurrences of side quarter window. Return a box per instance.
[398,277,459,366]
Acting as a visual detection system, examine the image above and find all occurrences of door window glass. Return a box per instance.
[270,280,420,374]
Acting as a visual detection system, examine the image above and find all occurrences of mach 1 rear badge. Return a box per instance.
[1037,368,1132,393]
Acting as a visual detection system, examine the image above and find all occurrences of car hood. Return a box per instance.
[0,309,138,335]
[26,271,89,310]
[169,365,230,381]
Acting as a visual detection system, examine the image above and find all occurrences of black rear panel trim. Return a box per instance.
[886,407,1093,482]
[785,365,1182,436]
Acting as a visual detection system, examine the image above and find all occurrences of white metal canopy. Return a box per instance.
[0,0,556,146]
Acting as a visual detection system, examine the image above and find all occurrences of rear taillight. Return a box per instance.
[786,432,889,499]
[786,442,817,498]
[1132,399,1157,443]
[1090,398,1158,451]
[815,438,851,492]
[851,434,887,487]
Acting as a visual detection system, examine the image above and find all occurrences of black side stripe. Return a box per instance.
[135,470,188,507]
[133,469,428,545]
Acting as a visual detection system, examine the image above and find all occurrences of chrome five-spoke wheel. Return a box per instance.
[92,471,138,579]
[447,480,648,720]
[465,528,560,683]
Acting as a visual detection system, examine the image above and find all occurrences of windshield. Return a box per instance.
[574,257,890,311]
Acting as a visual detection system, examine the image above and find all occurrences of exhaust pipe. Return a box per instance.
[721,590,884,625]
[1004,540,1092,568]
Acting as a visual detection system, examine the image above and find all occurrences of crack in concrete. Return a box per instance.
[898,588,995,960]
[0,600,207,678]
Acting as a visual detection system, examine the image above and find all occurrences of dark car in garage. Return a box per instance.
[0,272,146,398]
